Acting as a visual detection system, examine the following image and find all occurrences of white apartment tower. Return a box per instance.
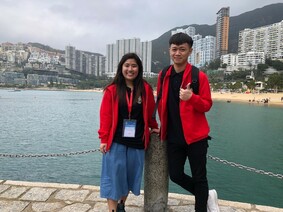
[238,20,283,60]
[65,45,105,76]
[237,52,265,66]
[106,38,152,78]
[85,54,106,76]
[221,53,238,67]
[193,35,216,67]
[106,44,115,78]
[141,41,152,77]
[171,27,216,67]
[116,38,140,64]
[65,46,76,70]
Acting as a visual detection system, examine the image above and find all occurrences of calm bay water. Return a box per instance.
[0,89,282,208]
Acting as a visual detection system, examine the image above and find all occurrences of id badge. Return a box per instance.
[122,119,137,137]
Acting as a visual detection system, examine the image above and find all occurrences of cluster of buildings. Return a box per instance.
[173,7,283,73]
[0,70,78,87]
[1,6,283,87]
[63,7,232,78]
[65,46,105,77]
[0,43,63,69]
[0,43,29,71]
[0,43,77,86]
[223,20,283,72]
[170,7,228,69]
[65,38,153,78]
[171,27,216,68]
[105,39,153,78]
[27,47,61,67]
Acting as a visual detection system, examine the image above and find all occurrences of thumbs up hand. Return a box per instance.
[179,83,193,101]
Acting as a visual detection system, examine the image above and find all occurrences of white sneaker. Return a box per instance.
[207,189,220,212]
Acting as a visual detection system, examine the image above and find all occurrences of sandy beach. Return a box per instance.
[71,88,283,107]
[6,88,282,107]
[212,92,283,107]
[80,89,283,107]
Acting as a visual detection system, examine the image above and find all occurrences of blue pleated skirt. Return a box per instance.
[100,142,145,201]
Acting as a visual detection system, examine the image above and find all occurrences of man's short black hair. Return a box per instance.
[169,32,193,48]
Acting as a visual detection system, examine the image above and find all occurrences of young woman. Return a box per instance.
[98,53,159,212]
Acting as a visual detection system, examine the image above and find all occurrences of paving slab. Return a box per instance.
[20,187,56,201]
[58,203,91,212]
[54,189,90,202]
[31,202,65,212]
[0,185,10,194]
[0,200,29,212]
[0,186,28,199]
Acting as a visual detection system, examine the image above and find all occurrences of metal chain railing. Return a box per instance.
[0,150,282,180]
[0,149,100,158]
[208,155,283,180]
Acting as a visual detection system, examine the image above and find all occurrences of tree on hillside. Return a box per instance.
[230,81,242,90]
[224,70,250,81]
[266,73,283,92]
[271,60,283,70]
[257,63,269,71]
[246,80,256,90]
[206,58,221,70]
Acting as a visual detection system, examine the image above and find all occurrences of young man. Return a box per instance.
[157,32,220,212]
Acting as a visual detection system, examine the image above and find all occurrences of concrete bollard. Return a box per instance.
[144,133,169,212]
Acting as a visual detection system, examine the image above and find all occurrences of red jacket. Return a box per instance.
[157,63,212,145]
[98,81,158,151]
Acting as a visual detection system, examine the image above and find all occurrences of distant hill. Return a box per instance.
[28,42,103,57]
[28,42,65,54]
[151,3,283,73]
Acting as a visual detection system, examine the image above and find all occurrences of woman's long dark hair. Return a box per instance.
[106,52,144,104]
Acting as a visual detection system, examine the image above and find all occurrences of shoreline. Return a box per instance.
[73,89,283,107]
[1,87,283,107]
[60,89,283,107]
[211,92,283,107]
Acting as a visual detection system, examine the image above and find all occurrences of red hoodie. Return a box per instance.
[157,63,212,145]
[98,81,158,151]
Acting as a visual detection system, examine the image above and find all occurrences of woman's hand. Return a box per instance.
[100,143,107,154]
[150,128,160,134]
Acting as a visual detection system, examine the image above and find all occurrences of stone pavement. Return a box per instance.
[0,180,282,212]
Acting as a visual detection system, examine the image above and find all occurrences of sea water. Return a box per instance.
[0,89,282,208]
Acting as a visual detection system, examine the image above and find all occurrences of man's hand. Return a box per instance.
[179,83,193,101]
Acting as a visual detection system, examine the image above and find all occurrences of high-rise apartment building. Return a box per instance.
[65,45,105,76]
[171,27,216,68]
[65,46,76,70]
[238,20,283,60]
[106,38,153,78]
[85,54,106,76]
[141,41,152,77]
[193,35,216,67]
[237,52,265,66]
[77,51,86,74]
[221,53,238,67]
[116,38,141,65]
[105,44,115,77]
[216,7,230,58]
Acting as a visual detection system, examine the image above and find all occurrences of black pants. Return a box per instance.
[167,139,209,212]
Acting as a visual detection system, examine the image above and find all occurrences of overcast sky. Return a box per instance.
[1,0,282,55]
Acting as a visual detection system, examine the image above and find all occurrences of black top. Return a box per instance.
[167,67,187,145]
[114,87,145,149]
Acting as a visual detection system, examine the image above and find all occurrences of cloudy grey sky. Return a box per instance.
[1,0,282,54]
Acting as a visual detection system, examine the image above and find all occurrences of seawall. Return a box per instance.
[0,180,282,212]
